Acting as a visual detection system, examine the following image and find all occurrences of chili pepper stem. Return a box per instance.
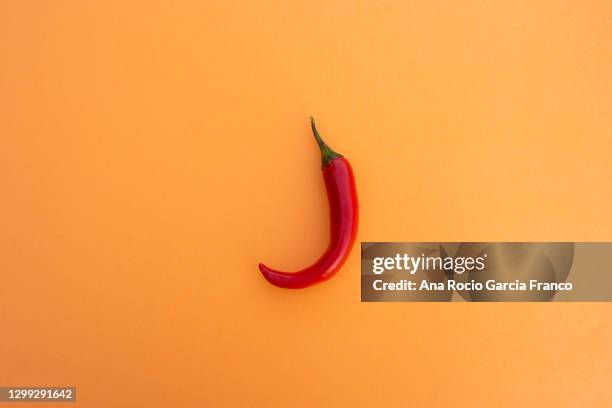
[310,117,342,168]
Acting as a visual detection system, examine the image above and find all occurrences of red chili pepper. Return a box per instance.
[259,118,359,289]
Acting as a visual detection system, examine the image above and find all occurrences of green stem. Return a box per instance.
[310,117,342,168]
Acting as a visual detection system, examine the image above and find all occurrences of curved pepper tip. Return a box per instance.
[258,262,271,277]
[258,262,279,286]
[259,262,308,289]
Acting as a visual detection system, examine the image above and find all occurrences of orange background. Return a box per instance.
[1,1,611,406]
